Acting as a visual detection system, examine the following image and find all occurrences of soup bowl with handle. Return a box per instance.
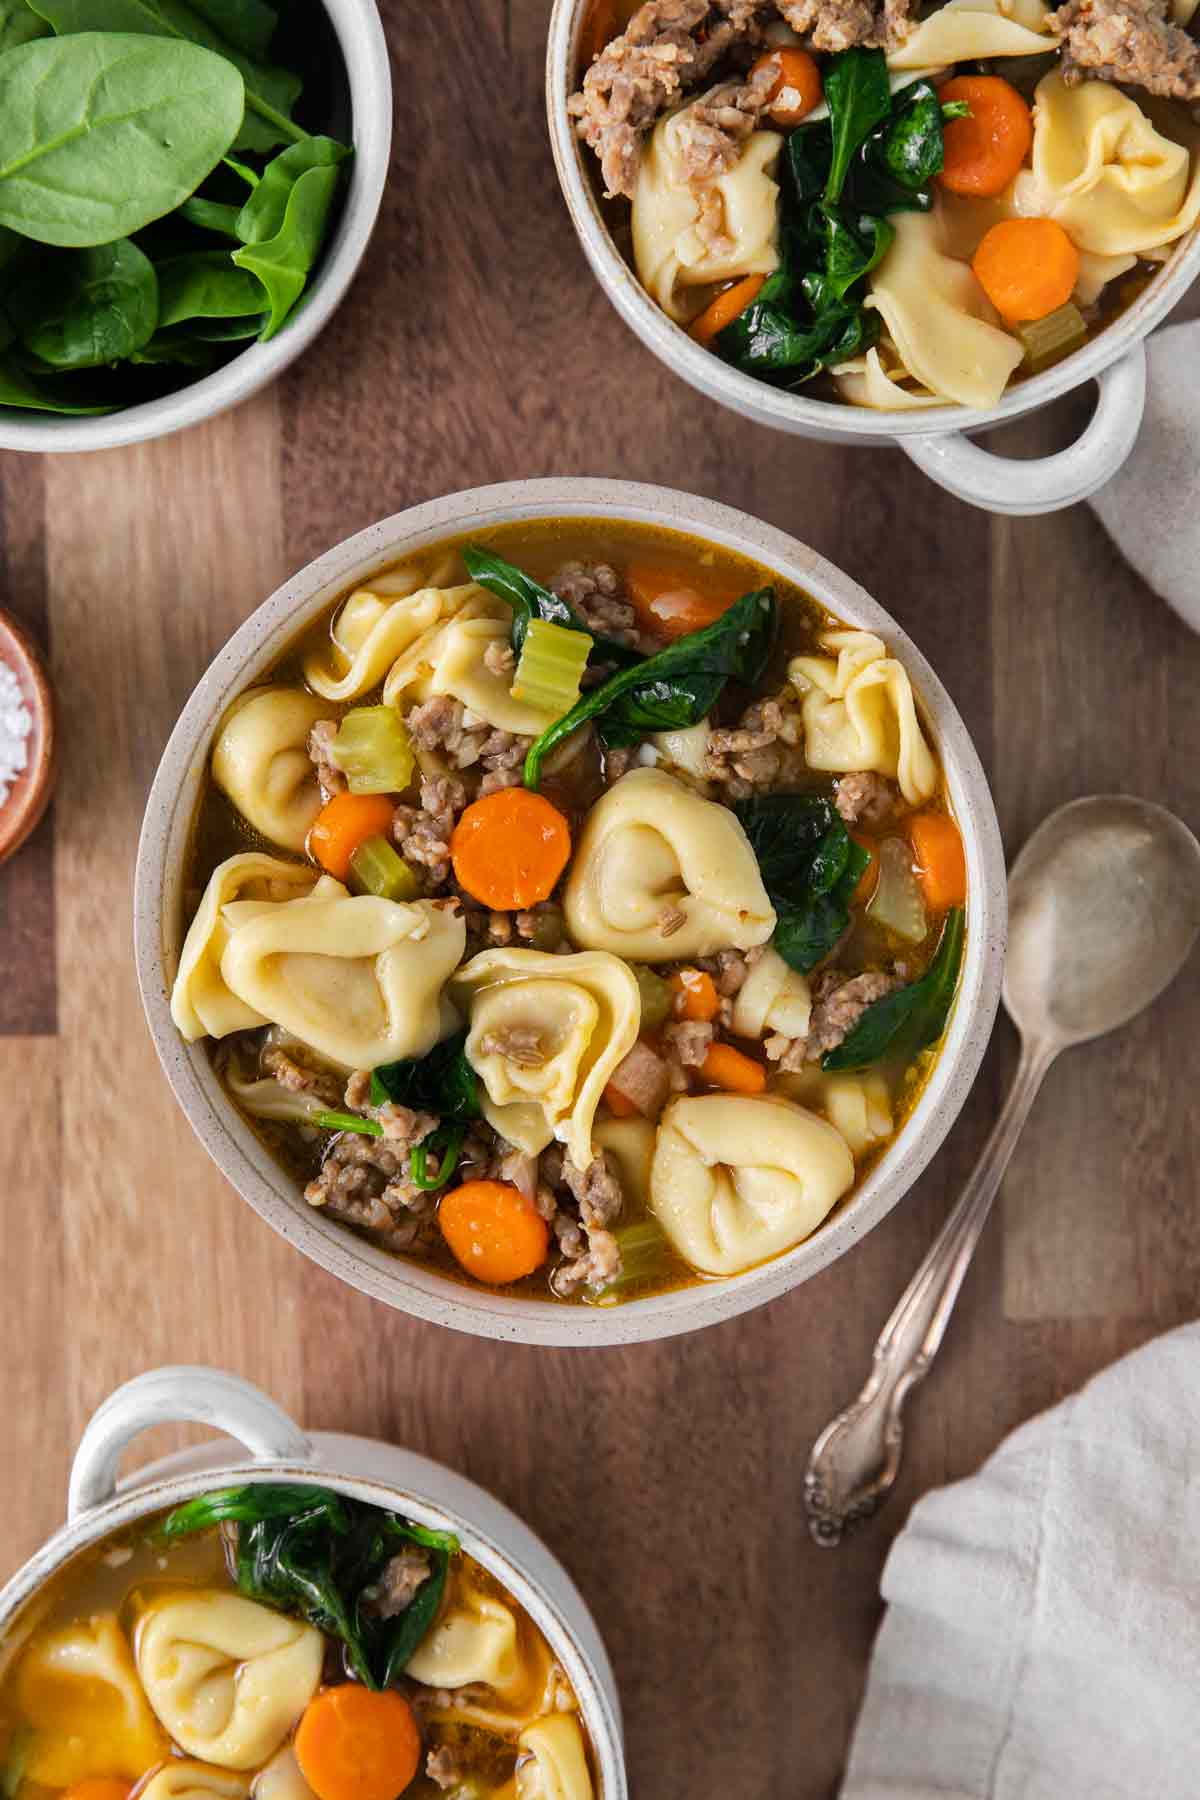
[134,476,1007,1347]
[545,0,1200,517]
[0,1364,628,1798]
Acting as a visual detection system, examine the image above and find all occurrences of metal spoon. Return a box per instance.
[805,795,1200,1547]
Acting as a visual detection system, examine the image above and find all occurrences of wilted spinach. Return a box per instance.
[370,1030,480,1193]
[736,794,870,973]
[822,905,965,1070]
[463,544,643,668]
[161,1484,459,1690]
[523,585,776,787]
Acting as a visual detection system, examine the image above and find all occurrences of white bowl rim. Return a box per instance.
[0,0,392,454]
[134,476,1007,1348]
[544,0,1200,439]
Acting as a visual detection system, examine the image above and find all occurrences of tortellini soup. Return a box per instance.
[0,1484,598,1800]
[569,0,1200,408]
[175,517,968,1304]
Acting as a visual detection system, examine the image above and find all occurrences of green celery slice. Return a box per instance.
[1017,302,1087,373]
[330,705,415,795]
[349,835,419,901]
[511,617,590,715]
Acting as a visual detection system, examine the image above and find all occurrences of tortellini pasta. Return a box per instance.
[650,1094,854,1275]
[774,1068,895,1157]
[382,589,559,736]
[864,210,1022,409]
[730,948,812,1042]
[454,949,641,1167]
[211,689,328,853]
[219,894,465,1070]
[252,1747,319,1800]
[517,1715,595,1800]
[632,98,782,322]
[562,768,775,962]
[788,630,938,806]
[650,717,711,780]
[134,1591,323,1770]
[832,343,953,412]
[171,853,320,1041]
[405,1583,524,1694]
[15,1615,167,1786]
[1011,73,1200,258]
[141,1765,250,1800]
[593,1114,657,1212]
[888,0,1054,67]
[303,576,477,703]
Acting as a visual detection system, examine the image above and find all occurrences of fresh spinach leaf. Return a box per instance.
[129,332,217,366]
[0,0,48,48]
[823,46,893,202]
[234,135,350,242]
[178,196,243,237]
[370,1029,481,1120]
[462,544,642,667]
[0,353,117,411]
[162,1484,460,1692]
[523,586,776,787]
[735,795,870,973]
[187,312,267,339]
[187,0,277,58]
[155,250,264,326]
[822,906,965,1070]
[0,34,244,248]
[232,160,341,337]
[29,0,303,153]
[11,238,158,368]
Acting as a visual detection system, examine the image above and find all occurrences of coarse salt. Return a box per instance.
[0,659,32,810]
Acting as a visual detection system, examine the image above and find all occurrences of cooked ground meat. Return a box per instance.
[806,968,901,1060]
[392,774,468,888]
[672,61,778,183]
[698,945,765,997]
[706,695,805,796]
[261,1043,343,1108]
[559,1149,625,1227]
[497,1145,540,1201]
[778,0,912,50]
[515,902,565,949]
[663,1018,715,1067]
[476,728,529,794]
[304,1132,438,1252]
[545,1148,626,1295]
[604,746,637,786]
[363,1547,431,1619]
[834,770,898,827]
[404,697,531,788]
[1054,0,1200,95]
[551,560,644,648]
[306,718,346,800]
[764,1029,809,1071]
[425,1745,466,1792]
[479,1025,546,1067]
[483,637,515,678]
[553,1227,622,1297]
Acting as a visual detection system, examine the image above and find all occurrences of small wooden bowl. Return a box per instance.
[0,609,56,868]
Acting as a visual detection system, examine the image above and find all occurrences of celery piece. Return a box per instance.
[631,963,673,1029]
[330,705,415,795]
[1017,302,1087,373]
[584,1217,670,1303]
[511,617,591,715]
[867,838,928,944]
[349,835,419,902]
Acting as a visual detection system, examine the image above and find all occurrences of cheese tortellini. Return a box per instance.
[141,1765,250,1800]
[252,1747,319,1800]
[15,1615,167,1786]
[134,1591,323,1770]
[219,893,465,1070]
[788,630,938,806]
[303,576,476,703]
[171,853,321,1041]
[832,343,953,412]
[405,1583,524,1694]
[382,588,559,737]
[563,768,775,962]
[730,948,812,1042]
[455,948,640,1167]
[650,1094,854,1275]
[517,1715,595,1800]
[632,96,782,321]
[593,1114,657,1212]
[211,689,328,853]
[775,1068,895,1157]
[888,0,1054,67]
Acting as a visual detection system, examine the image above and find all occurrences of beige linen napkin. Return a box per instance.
[1088,322,1200,634]
[841,1322,1200,1799]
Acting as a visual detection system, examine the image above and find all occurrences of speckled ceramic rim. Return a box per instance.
[133,478,1007,1347]
[544,0,1200,453]
[0,0,392,454]
[0,1366,627,1798]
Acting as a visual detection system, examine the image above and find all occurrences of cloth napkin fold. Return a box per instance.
[1088,321,1200,634]
[841,1322,1200,1799]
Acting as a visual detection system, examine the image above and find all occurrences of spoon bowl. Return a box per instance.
[1005,796,1200,1051]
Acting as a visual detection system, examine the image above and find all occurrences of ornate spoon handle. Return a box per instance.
[804,1038,1054,1546]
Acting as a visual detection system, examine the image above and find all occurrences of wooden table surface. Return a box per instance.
[3,5,1200,1794]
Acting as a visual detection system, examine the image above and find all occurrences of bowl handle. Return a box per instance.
[68,1366,312,1521]
[899,344,1146,516]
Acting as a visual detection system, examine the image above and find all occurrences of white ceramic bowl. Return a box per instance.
[0,1366,627,1796]
[546,0,1200,516]
[134,477,1007,1347]
[0,0,392,454]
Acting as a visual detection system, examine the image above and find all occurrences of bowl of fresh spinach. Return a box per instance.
[0,0,391,451]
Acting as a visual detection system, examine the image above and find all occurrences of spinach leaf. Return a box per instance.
[734,793,836,885]
[232,160,342,337]
[155,250,264,326]
[822,906,966,1070]
[523,586,776,787]
[187,312,267,339]
[162,1484,459,1691]
[0,35,244,248]
[0,353,117,411]
[11,239,158,368]
[234,136,351,241]
[823,46,893,202]
[718,268,879,380]
[187,0,277,58]
[178,196,243,237]
[735,795,870,973]
[870,81,946,191]
[29,0,303,153]
[462,544,642,667]
[370,1028,481,1120]
[822,205,894,302]
[130,332,217,366]
[773,835,870,972]
[0,0,49,48]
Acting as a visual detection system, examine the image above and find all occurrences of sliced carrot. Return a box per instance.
[439,1180,550,1286]
[938,75,1033,198]
[670,968,721,1023]
[624,560,740,642]
[700,1041,767,1095]
[295,1685,420,1800]
[972,217,1079,323]
[450,787,571,911]
[308,792,396,881]
[850,833,881,905]
[687,274,766,348]
[62,1784,134,1800]
[749,47,823,127]
[909,812,967,910]
[602,1082,639,1117]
